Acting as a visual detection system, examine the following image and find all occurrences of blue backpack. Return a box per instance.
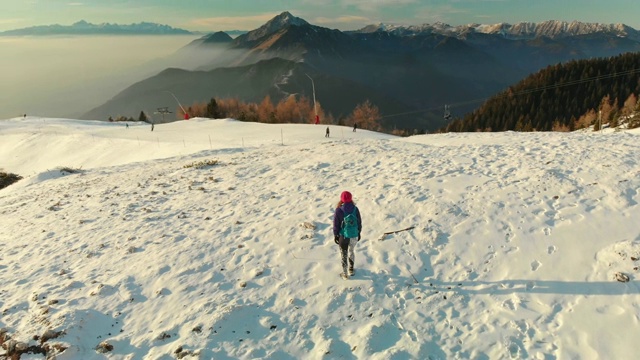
[341,207,359,238]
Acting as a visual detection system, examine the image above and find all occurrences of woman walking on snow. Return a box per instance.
[333,191,362,279]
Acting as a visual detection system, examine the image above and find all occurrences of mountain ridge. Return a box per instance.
[353,20,640,42]
[82,12,640,132]
[0,20,193,36]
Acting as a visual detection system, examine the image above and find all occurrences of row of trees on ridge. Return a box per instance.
[178,95,385,132]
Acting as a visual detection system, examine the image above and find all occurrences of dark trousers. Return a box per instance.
[339,236,357,274]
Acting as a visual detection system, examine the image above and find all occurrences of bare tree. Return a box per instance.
[575,108,597,130]
[275,95,298,123]
[599,95,614,127]
[622,93,637,116]
[257,95,276,123]
[347,100,382,130]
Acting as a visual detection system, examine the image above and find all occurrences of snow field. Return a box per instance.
[1,118,640,359]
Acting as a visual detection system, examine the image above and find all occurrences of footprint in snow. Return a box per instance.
[530,260,541,271]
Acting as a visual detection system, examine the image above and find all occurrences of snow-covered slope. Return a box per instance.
[1,117,640,359]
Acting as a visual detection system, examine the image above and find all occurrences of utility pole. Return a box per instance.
[598,110,602,132]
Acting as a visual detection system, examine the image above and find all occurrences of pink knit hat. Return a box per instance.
[340,191,353,203]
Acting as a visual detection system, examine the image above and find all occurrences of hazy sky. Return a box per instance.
[1,0,639,32]
[0,35,201,119]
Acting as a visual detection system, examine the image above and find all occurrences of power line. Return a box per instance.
[380,67,640,119]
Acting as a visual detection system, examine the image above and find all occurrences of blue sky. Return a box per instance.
[1,0,639,32]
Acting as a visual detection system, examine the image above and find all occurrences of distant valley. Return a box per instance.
[5,13,639,133]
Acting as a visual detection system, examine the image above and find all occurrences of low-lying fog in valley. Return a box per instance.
[0,35,202,120]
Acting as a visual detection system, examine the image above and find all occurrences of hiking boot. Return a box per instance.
[349,268,355,276]
[340,272,349,280]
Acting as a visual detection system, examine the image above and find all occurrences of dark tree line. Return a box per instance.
[440,52,640,132]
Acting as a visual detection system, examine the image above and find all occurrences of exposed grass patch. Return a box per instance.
[0,171,23,190]
[58,166,83,174]
[183,159,220,169]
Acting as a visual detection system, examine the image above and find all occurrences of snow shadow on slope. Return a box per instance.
[432,279,640,295]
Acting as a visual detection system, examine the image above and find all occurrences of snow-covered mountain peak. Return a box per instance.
[239,11,310,42]
[354,19,640,41]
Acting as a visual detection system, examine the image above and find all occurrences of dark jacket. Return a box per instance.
[333,202,362,237]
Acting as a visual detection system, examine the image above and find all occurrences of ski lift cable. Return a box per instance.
[380,67,640,119]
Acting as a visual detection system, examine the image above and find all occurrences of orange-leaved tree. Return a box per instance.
[347,100,382,130]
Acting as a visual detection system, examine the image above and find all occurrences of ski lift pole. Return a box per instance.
[306,74,318,123]
[154,107,172,123]
[444,104,452,121]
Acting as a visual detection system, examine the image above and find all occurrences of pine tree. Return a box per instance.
[206,98,221,119]
[439,52,640,132]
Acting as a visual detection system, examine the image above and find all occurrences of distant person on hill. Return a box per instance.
[333,191,362,279]
[151,123,154,132]
[125,123,129,129]
[353,122,357,132]
[325,126,330,138]
[23,114,26,119]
